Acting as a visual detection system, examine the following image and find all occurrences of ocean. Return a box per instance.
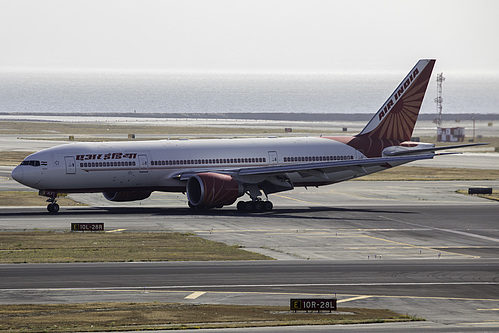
[0,71,498,116]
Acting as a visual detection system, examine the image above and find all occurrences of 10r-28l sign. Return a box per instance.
[290,298,337,312]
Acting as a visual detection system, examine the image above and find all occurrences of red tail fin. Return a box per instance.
[358,59,436,141]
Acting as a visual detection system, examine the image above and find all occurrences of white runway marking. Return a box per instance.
[184,291,206,299]
[338,295,372,303]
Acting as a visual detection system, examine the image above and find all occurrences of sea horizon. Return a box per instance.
[1,71,498,115]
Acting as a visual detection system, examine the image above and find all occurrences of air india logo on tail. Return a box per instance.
[394,68,420,101]
[378,67,420,121]
[358,59,435,141]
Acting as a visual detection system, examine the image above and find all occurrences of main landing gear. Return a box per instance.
[236,185,273,213]
[236,200,273,213]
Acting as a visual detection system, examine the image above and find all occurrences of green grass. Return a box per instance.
[0,231,272,263]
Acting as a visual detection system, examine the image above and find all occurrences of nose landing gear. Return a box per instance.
[40,190,60,213]
[46,197,60,213]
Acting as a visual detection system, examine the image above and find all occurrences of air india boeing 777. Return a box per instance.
[11,59,483,213]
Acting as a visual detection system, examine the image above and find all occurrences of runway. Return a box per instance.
[1,165,499,330]
[2,259,498,297]
[1,259,499,330]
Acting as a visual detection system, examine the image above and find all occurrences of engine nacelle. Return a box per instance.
[103,191,152,202]
[187,172,243,209]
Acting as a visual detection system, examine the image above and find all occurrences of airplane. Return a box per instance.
[11,59,485,213]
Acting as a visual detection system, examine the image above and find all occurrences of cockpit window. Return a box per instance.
[20,160,41,167]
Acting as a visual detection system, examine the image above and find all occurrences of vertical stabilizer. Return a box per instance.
[358,59,436,141]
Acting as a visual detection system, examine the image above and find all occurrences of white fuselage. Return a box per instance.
[12,136,394,193]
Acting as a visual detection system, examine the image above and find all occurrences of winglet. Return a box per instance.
[358,59,436,141]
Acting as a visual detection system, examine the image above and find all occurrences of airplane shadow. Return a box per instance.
[0,205,418,222]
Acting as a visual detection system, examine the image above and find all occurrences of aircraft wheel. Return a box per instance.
[47,203,59,213]
[237,201,272,213]
[244,201,254,212]
[237,201,246,212]
[237,201,254,212]
[254,201,265,212]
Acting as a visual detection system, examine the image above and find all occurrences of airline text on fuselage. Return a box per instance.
[75,153,138,161]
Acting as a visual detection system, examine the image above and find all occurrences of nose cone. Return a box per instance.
[11,166,23,183]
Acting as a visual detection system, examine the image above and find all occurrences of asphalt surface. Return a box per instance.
[2,260,498,297]
[1,259,498,330]
[1,200,498,331]
[1,145,499,331]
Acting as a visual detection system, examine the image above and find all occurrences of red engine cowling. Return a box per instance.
[187,173,243,209]
[103,191,152,202]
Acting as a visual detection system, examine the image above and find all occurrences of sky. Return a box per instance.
[0,0,498,74]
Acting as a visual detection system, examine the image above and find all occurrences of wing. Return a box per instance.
[177,154,435,181]
[236,154,434,177]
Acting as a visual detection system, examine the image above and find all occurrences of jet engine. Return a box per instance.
[103,190,152,202]
[187,172,243,209]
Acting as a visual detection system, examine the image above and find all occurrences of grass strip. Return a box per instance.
[0,231,271,263]
[356,166,499,181]
[0,302,422,332]
[0,151,34,166]
[0,191,85,207]
[0,121,319,136]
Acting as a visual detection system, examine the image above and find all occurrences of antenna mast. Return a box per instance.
[434,73,445,127]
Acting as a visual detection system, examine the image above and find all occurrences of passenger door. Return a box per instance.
[268,151,278,164]
[138,154,148,173]
[64,156,76,174]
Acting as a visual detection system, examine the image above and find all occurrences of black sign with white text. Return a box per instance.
[71,223,104,232]
[290,298,337,312]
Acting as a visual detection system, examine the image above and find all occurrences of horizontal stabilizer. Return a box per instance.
[384,143,488,156]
